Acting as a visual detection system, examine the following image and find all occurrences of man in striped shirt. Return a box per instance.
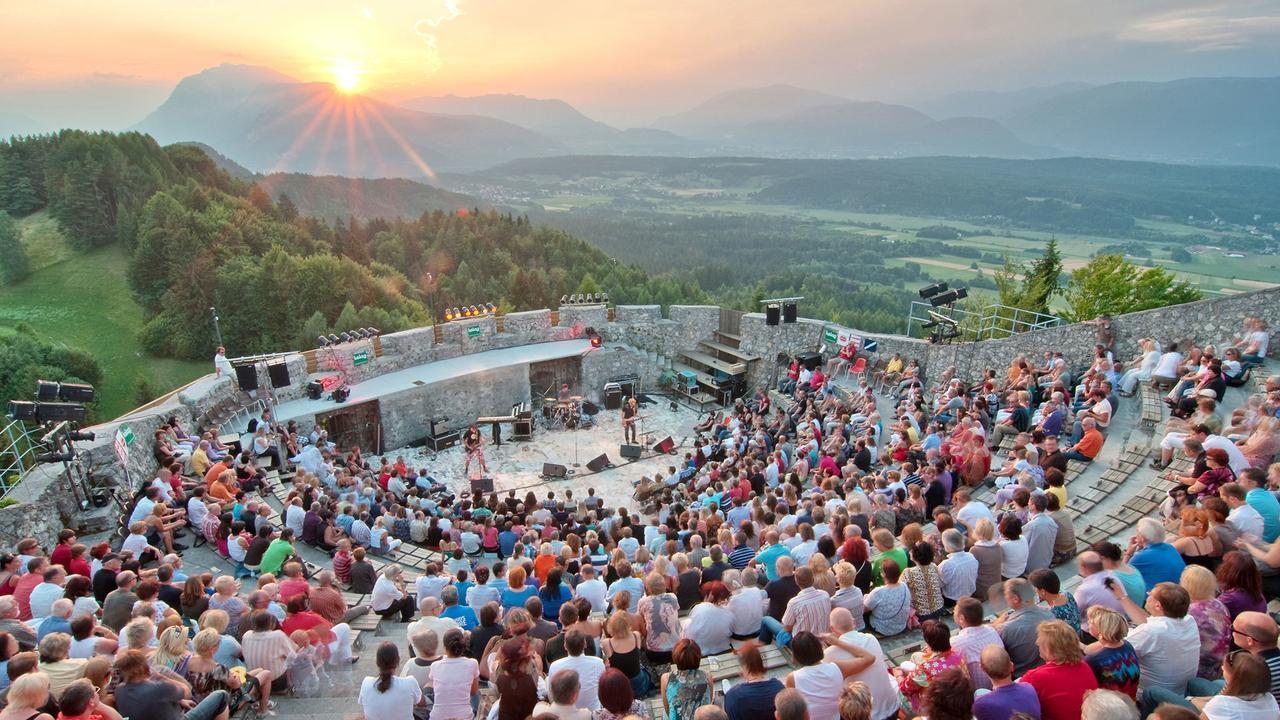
[759,566,831,648]
[727,533,755,569]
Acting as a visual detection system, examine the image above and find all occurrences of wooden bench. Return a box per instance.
[679,349,747,377]
[699,339,760,364]
[1139,381,1164,428]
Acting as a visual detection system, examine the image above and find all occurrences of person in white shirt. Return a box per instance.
[823,608,901,720]
[727,569,766,638]
[359,642,422,720]
[1110,581,1199,709]
[127,490,158,527]
[937,529,978,603]
[283,498,306,538]
[371,565,414,622]
[414,564,451,603]
[186,491,209,528]
[617,527,639,561]
[406,597,457,648]
[573,565,608,613]
[213,346,234,378]
[546,630,605,710]
[532,670,591,720]
[1151,346,1185,386]
[1221,483,1265,540]
[952,488,995,532]
[28,566,67,620]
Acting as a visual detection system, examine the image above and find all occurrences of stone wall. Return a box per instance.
[738,313,825,388]
[377,364,530,449]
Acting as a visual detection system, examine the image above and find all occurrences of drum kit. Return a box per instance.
[542,395,593,430]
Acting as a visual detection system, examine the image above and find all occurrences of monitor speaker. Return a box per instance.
[332,386,350,403]
[765,304,780,326]
[619,444,643,460]
[586,454,612,472]
[783,302,797,323]
[653,436,675,454]
[267,362,291,388]
[542,462,568,479]
[306,381,323,400]
[234,364,259,391]
[581,400,599,415]
[470,477,495,494]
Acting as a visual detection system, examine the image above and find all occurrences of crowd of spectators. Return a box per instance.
[0,317,1277,720]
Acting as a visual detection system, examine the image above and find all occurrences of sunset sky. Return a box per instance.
[3,0,1279,128]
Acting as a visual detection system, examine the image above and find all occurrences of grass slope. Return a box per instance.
[0,241,207,420]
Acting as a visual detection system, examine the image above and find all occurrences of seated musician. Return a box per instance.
[557,383,572,403]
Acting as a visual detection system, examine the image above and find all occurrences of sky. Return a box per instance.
[3,0,1279,128]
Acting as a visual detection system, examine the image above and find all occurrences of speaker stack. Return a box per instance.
[765,304,780,326]
[470,477,495,494]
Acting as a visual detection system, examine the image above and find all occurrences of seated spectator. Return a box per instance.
[1020,619,1100,720]
[897,619,963,715]
[992,578,1054,675]
[1199,651,1279,719]
[784,631,874,720]
[682,581,733,656]
[1108,581,1198,714]
[1127,519,1187,593]
[723,642,784,720]
[972,645,1042,720]
[661,639,713,720]
[863,559,911,636]
[1083,606,1142,700]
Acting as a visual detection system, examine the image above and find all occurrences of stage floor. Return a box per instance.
[371,393,708,513]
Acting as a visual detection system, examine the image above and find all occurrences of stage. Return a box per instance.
[371,394,707,513]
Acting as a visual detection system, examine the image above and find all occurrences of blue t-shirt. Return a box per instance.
[754,543,788,581]
[500,585,536,610]
[442,604,478,630]
[972,682,1042,720]
[1247,489,1280,543]
[538,585,573,623]
[724,678,783,720]
[498,531,519,556]
[1129,542,1186,592]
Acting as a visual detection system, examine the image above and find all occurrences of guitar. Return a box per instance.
[622,413,651,427]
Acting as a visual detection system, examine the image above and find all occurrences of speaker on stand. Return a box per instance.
[234,364,259,391]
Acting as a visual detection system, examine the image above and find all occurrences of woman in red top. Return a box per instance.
[50,529,77,571]
[1020,620,1099,720]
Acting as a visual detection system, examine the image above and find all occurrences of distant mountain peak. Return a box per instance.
[655,84,850,136]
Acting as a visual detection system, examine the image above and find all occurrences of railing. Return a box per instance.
[906,301,1064,342]
[0,419,45,501]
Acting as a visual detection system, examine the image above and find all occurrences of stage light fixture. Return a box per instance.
[339,332,352,343]
[317,336,329,347]
[919,282,948,300]
[560,295,569,305]
[486,303,496,314]
[470,305,480,316]
[7,401,37,420]
[327,334,340,345]
[444,309,453,320]
[369,327,379,336]
[34,380,96,404]
[601,292,609,303]
[585,326,602,348]
[36,380,59,402]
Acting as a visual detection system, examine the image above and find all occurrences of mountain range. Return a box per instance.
[117,65,1280,176]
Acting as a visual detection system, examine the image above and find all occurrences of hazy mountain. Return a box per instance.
[914,82,1092,119]
[730,102,1042,158]
[1004,76,1280,165]
[400,92,700,154]
[653,84,848,138]
[134,64,561,176]
[174,142,256,180]
[0,111,49,138]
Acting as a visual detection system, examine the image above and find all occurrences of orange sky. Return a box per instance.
[4,1,1278,126]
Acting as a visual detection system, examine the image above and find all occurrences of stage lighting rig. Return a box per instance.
[929,287,968,307]
[918,282,948,300]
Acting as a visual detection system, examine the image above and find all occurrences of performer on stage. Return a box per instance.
[557,383,573,403]
[622,396,639,444]
[462,424,487,475]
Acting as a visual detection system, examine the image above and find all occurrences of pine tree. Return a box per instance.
[248,184,274,213]
[298,311,330,347]
[7,177,40,216]
[0,211,32,284]
[1022,239,1063,314]
[334,301,362,332]
[276,192,298,222]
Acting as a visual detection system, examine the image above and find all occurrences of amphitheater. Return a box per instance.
[4,285,1279,720]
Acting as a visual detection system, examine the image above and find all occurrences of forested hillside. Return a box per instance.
[0,132,705,367]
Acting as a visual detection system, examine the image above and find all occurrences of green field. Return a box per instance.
[0,228,207,420]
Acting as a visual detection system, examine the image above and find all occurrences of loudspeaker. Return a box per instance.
[470,477,494,494]
[603,384,622,410]
[306,381,323,400]
[332,386,350,403]
[32,402,86,423]
[586,454,612,472]
[57,382,96,403]
[797,352,822,371]
[783,302,797,323]
[653,436,675,454]
[7,401,37,420]
[582,401,599,416]
[765,304,780,326]
[542,462,568,478]
[619,444,643,460]
[234,364,258,391]
[428,429,461,452]
[267,362,291,389]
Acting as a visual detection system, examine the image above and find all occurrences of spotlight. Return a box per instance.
[486,303,496,314]
[339,332,352,343]
[585,327,602,348]
[36,380,59,402]
[469,305,479,316]
[317,336,329,347]
[601,292,609,303]
[919,282,949,300]
[929,287,967,307]
[560,295,569,305]
[368,327,379,336]
[67,430,95,442]
[576,294,585,304]
[451,307,461,319]
[7,401,37,420]
[36,450,75,464]
[327,334,340,345]
[444,309,453,321]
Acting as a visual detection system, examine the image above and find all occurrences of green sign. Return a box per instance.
[823,328,838,343]
[119,424,135,446]
[467,325,481,338]
[352,350,370,366]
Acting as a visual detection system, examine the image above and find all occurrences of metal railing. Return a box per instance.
[0,419,46,501]
[906,301,1064,342]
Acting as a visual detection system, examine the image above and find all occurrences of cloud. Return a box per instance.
[414,0,464,71]
[1122,4,1280,51]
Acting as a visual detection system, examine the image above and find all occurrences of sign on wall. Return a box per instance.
[351,350,370,366]
[467,325,481,338]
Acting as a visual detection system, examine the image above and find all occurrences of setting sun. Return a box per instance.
[330,58,365,93]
